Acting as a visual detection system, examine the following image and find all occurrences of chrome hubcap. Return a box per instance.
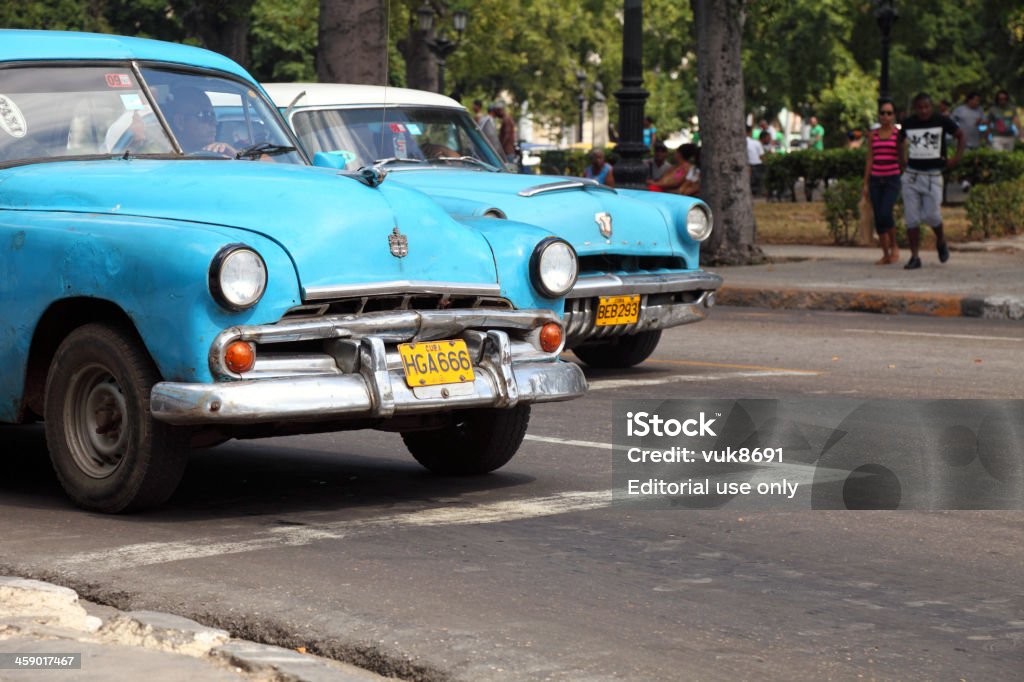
[66,365,129,478]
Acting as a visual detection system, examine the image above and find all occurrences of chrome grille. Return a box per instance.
[563,296,647,344]
[283,294,514,320]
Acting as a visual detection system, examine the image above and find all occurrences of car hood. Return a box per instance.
[389,169,679,258]
[0,160,500,298]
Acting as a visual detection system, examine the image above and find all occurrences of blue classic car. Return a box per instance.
[263,84,723,368]
[0,30,586,512]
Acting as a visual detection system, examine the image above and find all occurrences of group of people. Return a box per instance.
[577,141,701,197]
[863,93,965,270]
[471,99,518,163]
[944,90,1021,152]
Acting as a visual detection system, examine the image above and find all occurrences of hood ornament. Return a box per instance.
[595,212,613,239]
[388,227,408,258]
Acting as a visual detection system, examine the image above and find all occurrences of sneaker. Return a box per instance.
[904,256,922,270]
[937,241,949,263]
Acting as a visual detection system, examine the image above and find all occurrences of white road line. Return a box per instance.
[524,434,615,450]
[844,328,1023,342]
[54,491,612,572]
[587,370,815,391]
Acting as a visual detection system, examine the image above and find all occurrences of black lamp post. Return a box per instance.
[873,0,898,102]
[576,70,587,144]
[613,0,649,189]
[417,3,468,95]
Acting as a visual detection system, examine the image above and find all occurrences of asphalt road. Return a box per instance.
[2,308,1022,681]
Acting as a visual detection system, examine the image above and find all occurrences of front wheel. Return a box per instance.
[572,330,662,368]
[44,323,189,513]
[401,405,531,475]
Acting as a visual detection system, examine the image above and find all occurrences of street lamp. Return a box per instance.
[417,2,469,95]
[873,0,898,102]
[613,0,649,189]
[576,70,587,144]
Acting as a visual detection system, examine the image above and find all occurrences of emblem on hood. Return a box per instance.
[595,212,613,239]
[388,227,408,258]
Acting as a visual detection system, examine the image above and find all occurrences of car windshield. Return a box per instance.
[0,64,303,165]
[289,106,505,171]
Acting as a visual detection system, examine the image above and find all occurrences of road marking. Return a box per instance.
[646,359,822,374]
[525,434,614,450]
[587,370,816,391]
[53,491,612,572]
[844,328,1023,343]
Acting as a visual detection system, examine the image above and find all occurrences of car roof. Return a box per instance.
[263,83,462,110]
[0,29,254,83]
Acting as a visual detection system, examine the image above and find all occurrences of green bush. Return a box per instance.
[764,148,868,201]
[965,179,1024,239]
[822,177,863,245]
[953,148,1024,186]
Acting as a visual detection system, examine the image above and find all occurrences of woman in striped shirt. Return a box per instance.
[862,98,902,264]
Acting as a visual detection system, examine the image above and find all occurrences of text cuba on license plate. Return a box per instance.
[595,295,641,326]
[398,340,475,387]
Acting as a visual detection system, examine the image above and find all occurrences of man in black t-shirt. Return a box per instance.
[898,93,965,269]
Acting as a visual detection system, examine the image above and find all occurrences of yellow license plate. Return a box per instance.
[398,339,475,387]
[595,295,641,326]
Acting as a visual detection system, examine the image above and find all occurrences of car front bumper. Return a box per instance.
[564,271,723,346]
[150,310,587,426]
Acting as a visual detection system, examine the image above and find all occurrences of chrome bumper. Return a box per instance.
[564,271,722,345]
[150,309,587,426]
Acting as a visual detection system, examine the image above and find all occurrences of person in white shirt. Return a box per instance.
[746,125,765,196]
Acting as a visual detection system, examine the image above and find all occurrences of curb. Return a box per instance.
[0,577,383,682]
[718,286,1024,320]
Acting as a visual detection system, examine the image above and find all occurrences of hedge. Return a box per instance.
[965,178,1024,239]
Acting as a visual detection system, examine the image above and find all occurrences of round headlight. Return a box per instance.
[209,245,267,311]
[530,237,579,298]
[686,205,713,242]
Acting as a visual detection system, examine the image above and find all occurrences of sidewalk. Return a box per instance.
[714,237,1024,320]
[0,577,383,682]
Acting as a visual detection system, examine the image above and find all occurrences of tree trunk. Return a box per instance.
[691,0,765,265]
[317,0,387,85]
[174,1,252,68]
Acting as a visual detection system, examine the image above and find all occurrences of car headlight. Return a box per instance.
[686,204,713,242]
[530,237,579,298]
[209,244,267,311]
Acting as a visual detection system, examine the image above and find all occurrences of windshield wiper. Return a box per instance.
[428,156,499,170]
[235,142,296,160]
[371,157,426,166]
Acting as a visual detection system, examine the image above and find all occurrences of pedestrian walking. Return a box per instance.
[746,125,765,196]
[643,116,657,151]
[951,92,984,150]
[898,93,965,270]
[494,100,517,163]
[862,98,901,265]
[644,141,671,181]
[985,90,1020,152]
[808,116,825,150]
[583,148,615,187]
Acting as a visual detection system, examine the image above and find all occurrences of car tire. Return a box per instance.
[401,405,531,475]
[572,330,662,368]
[43,323,189,513]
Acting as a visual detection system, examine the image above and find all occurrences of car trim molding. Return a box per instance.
[568,271,723,298]
[517,179,618,197]
[304,280,501,301]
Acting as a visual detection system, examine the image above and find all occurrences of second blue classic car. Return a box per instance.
[0,30,586,512]
[264,83,723,368]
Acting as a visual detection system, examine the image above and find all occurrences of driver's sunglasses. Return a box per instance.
[191,110,216,124]
[879,110,895,116]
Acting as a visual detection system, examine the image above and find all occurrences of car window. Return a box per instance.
[0,66,174,163]
[291,106,504,170]
[140,68,304,164]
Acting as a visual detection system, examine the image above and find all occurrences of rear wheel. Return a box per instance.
[401,405,531,475]
[44,323,189,513]
[572,330,662,368]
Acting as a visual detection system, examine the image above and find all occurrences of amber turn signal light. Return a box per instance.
[539,322,564,353]
[225,341,255,373]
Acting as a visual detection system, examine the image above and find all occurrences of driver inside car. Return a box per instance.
[163,86,237,156]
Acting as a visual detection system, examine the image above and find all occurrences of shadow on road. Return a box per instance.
[0,424,535,520]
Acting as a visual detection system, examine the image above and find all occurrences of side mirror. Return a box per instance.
[312,151,349,170]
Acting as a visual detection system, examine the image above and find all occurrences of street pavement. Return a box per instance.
[716,237,1024,319]
[1,308,1022,681]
